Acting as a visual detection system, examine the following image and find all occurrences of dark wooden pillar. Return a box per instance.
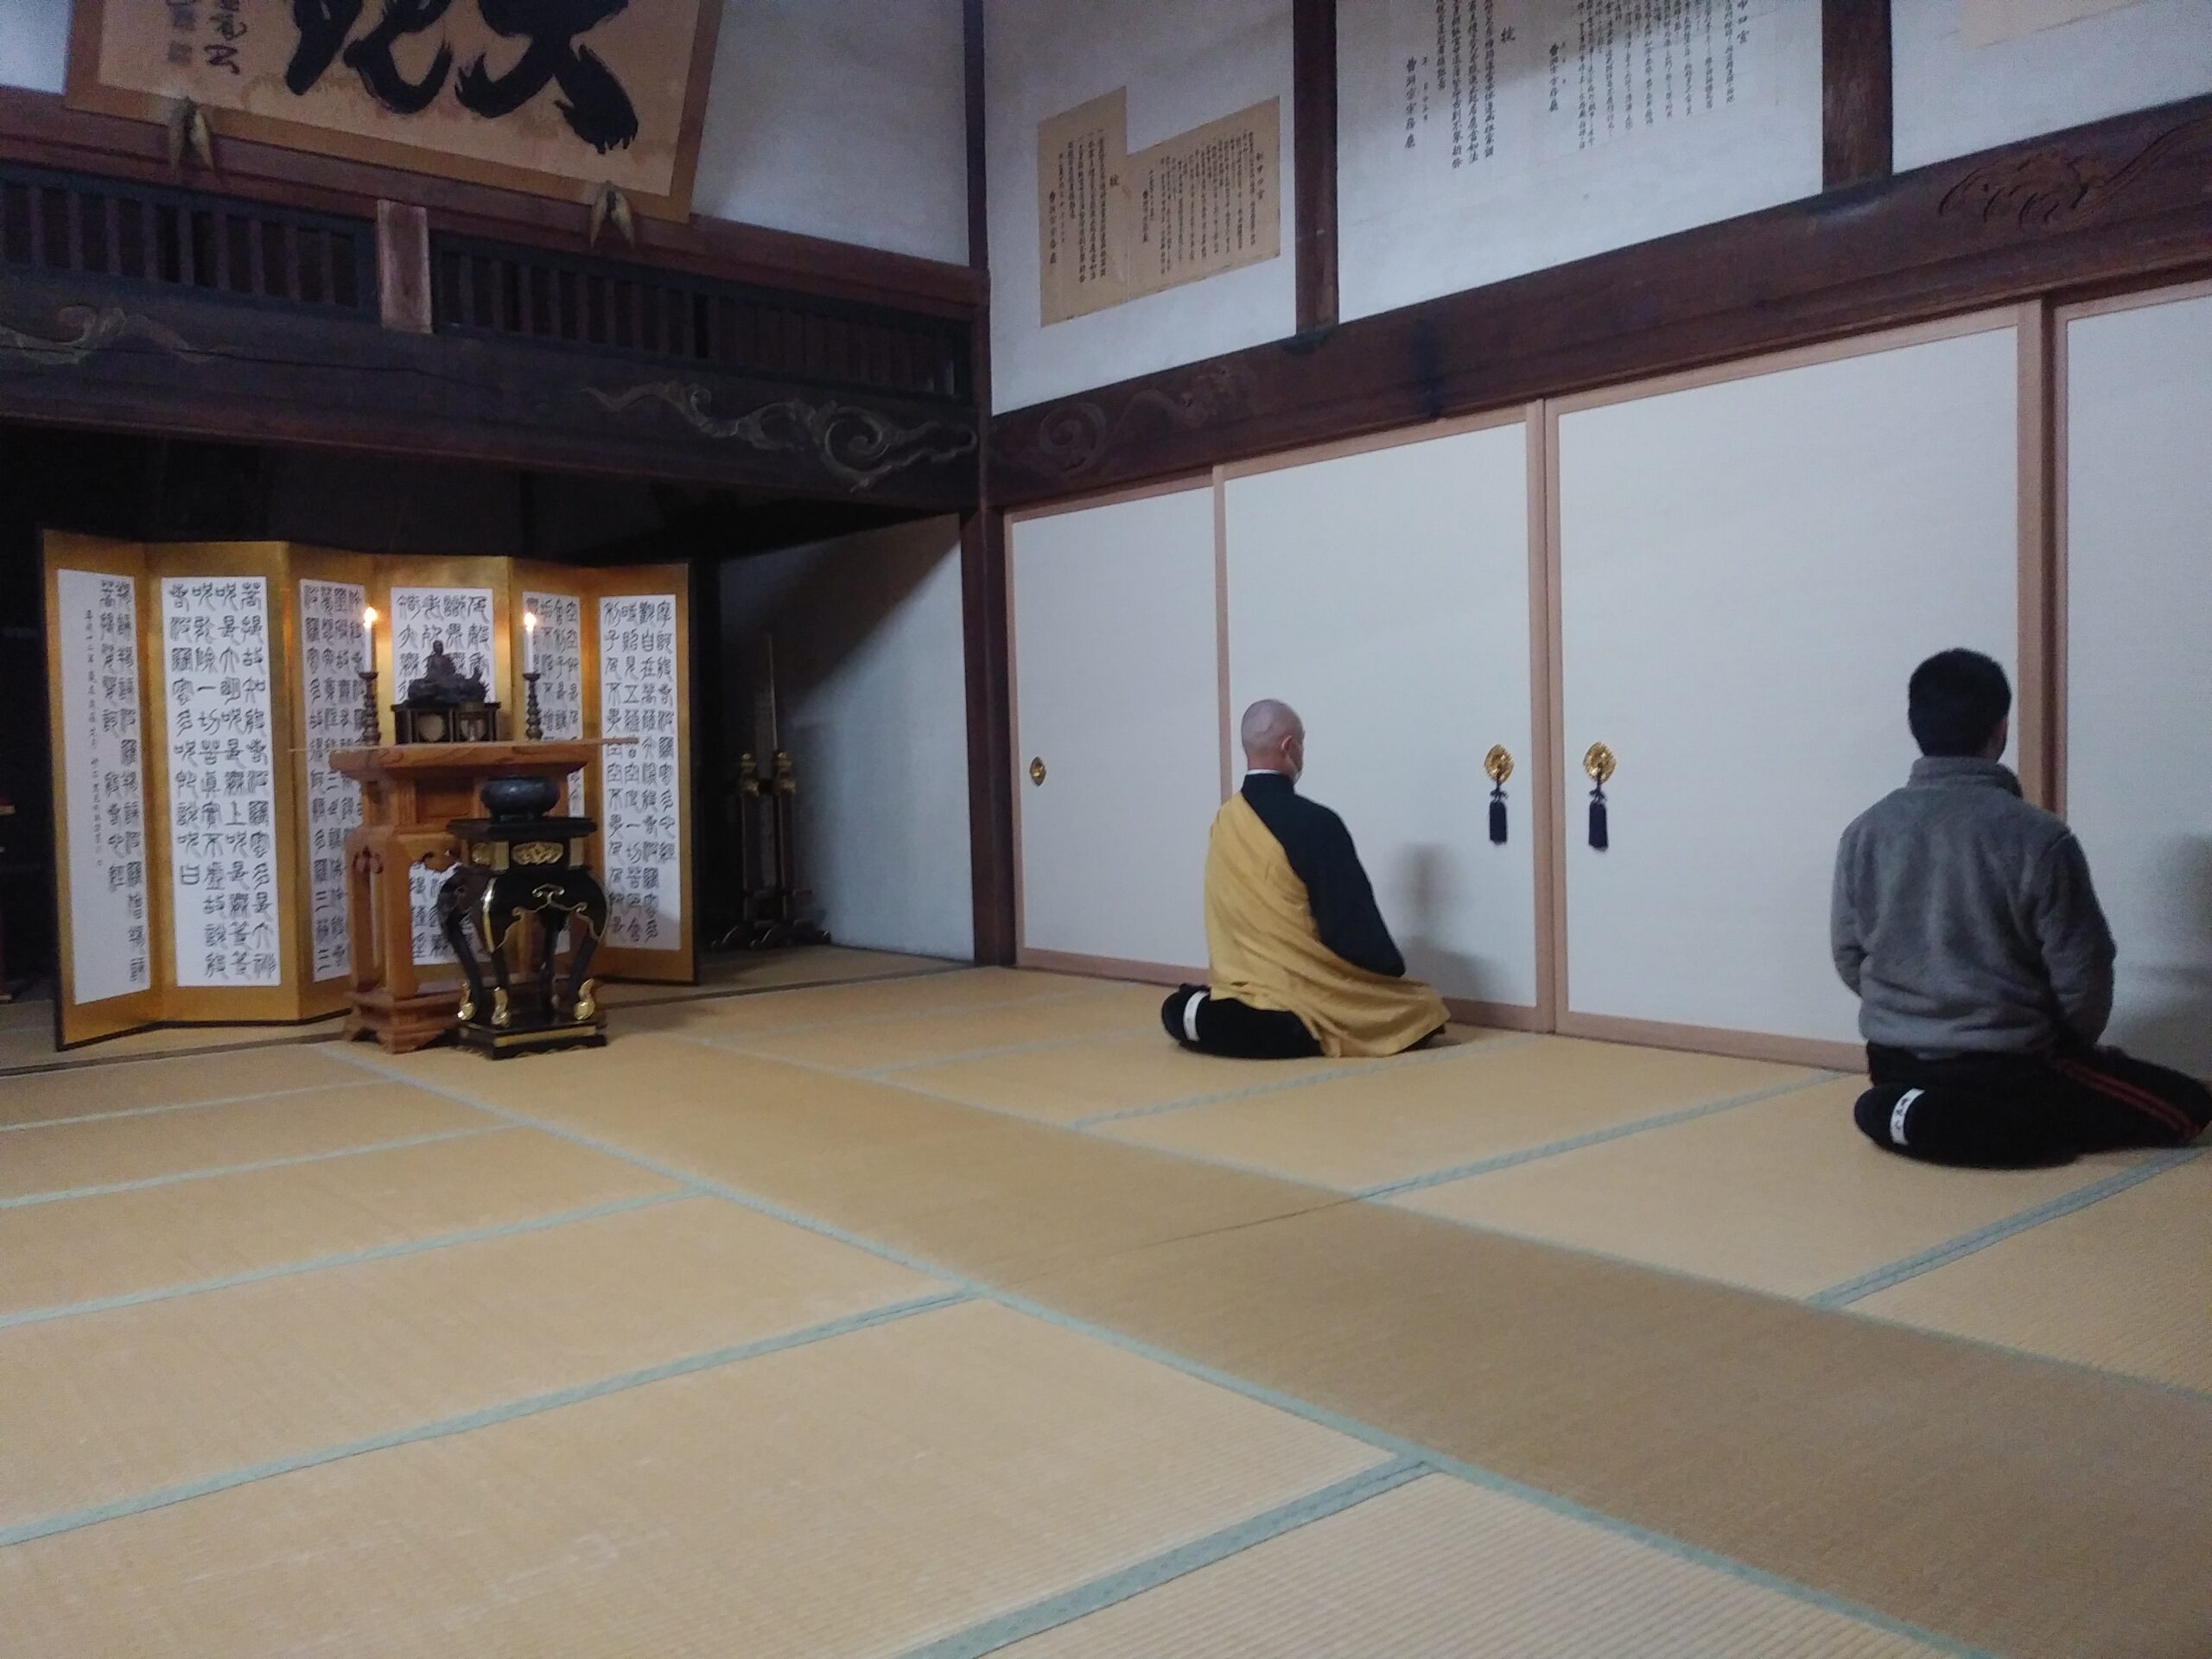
[961,0,1017,964]
[1293,0,1339,331]
[1823,0,1893,189]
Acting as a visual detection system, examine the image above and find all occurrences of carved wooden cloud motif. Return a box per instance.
[64,0,722,218]
[586,384,980,491]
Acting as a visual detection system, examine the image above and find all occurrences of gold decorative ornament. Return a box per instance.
[1484,745,1515,786]
[455,997,475,1025]
[514,841,563,866]
[1028,757,1047,785]
[1582,742,1617,786]
[573,979,598,1022]
[491,987,512,1029]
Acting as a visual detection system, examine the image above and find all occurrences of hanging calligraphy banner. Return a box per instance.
[65,0,721,219]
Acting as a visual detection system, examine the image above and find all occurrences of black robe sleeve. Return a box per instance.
[1240,778,1407,979]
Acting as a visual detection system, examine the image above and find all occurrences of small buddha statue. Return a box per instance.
[405,639,488,706]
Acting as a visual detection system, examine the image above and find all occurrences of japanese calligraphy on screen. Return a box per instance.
[299,578,365,981]
[56,570,152,1005]
[162,575,282,988]
[523,589,586,815]
[390,584,494,965]
[600,594,682,950]
[67,0,718,214]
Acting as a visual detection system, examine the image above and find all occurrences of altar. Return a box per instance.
[330,741,614,1053]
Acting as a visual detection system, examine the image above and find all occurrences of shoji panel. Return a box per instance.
[1555,320,2021,1055]
[2063,286,2212,1077]
[1009,486,1220,971]
[1223,419,1541,1012]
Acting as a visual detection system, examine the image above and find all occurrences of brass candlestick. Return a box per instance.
[357,669,380,744]
[523,671,543,741]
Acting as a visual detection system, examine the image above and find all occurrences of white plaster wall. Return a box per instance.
[1338,0,1823,322]
[691,0,970,264]
[1893,0,2212,173]
[719,518,975,962]
[986,0,1296,412]
[0,0,69,92]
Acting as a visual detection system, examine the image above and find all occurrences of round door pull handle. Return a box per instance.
[1028,757,1046,785]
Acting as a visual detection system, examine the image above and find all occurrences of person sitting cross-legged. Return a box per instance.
[1161,700,1447,1060]
[1833,648,2210,1166]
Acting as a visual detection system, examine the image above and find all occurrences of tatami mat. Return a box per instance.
[0,1081,484,1202]
[715,981,1165,1071]
[369,1036,1336,1285]
[594,944,952,1007]
[0,1300,1381,1658]
[10,981,2208,1658]
[0,1044,369,1126]
[0,948,950,1076]
[0,1128,673,1319]
[1853,1152,2212,1396]
[1001,1471,1948,1658]
[1392,1077,2154,1297]
[1098,1036,1810,1192]
[0,1196,941,1530]
[0,1012,346,1075]
[613,966,1112,1041]
[1019,1198,2212,1659]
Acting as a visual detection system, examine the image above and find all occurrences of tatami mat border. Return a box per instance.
[0,1289,969,1549]
[1808,1146,2208,1306]
[699,984,1138,1046]
[323,1045,1989,1659]
[860,1028,1161,1077]
[0,1124,512,1210]
[1357,1071,1840,1198]
[602,960,968,1013]
[0,1190,695,1332]
[0,1078,385,1134]
[900,1456,1429,1659]
[1072,1035,1545,1128]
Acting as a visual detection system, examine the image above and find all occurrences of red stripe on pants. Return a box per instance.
[2047,1056,2194,1140]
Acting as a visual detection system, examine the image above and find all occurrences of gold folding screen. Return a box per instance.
[43,535,693,1048]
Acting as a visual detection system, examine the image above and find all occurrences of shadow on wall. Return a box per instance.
[718,518,972,959]
[1392,841,1490,1001]
[2108,832,2212,1077]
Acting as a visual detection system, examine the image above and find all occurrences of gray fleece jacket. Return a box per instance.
[1831,758,2115,1056]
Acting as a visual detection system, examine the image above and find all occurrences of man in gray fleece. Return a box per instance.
[1834,649,2210,1166]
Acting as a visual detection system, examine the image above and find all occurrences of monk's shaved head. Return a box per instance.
[1240,699,1304,766]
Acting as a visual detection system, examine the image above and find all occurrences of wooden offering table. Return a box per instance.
[331,741,607,1053]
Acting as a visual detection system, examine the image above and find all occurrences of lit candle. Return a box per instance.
[360,605,377,672]
[524,609,538,675]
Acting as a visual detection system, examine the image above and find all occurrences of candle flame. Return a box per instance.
[362,606,378,626]
[524,610,538,631]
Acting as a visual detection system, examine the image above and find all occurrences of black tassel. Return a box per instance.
[1489,789,1508,845]
[1588,788,1609,851]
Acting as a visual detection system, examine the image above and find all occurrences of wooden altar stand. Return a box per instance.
[331,741,607,1053]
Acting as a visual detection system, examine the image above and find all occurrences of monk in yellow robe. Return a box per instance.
[1161,700,1447,1059]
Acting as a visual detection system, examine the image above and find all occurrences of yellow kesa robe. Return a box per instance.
[1204,793,1447,1058]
